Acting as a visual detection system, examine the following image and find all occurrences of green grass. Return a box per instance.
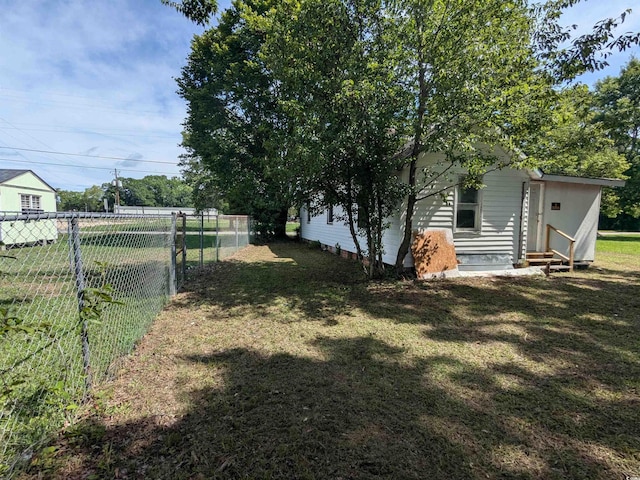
[23,242,640,480]
[286,221,300,234]
[596,234,640,271]
[597,234,640,255]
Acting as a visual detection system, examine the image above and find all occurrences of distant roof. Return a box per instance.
[0,169,30,184]
[0,169,56,191]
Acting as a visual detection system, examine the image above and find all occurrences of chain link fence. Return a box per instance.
[0,212,251,476]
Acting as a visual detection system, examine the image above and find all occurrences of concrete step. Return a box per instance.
[549,264,571,272]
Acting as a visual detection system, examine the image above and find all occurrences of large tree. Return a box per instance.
[390,0,552,270]
[594,58,640,226]
[177,0,296,239]
[266,0,409,276]
[168,0,640,267]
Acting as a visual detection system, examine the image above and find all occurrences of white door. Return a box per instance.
[527,183,542,252]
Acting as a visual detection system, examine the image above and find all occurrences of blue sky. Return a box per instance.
[0,0,638,192]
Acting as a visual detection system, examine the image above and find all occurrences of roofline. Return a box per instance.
[0,170,56,192]
[534,173,625,188]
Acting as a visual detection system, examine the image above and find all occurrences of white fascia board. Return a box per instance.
[539,174,625,188]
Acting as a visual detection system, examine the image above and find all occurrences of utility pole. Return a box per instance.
[112,169,121,213]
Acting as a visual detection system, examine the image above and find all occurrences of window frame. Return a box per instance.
[327,204,334,225]
[454,177,482,233]
[20,194,43,214]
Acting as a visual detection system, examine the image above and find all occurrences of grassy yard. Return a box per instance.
[19,238,640,479]
[0,225,173,475]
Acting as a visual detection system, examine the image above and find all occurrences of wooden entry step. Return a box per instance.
[526,251,563,265]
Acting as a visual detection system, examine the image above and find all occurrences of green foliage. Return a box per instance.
[594,58,640,220]
[161,0,217,25]
[526,85,629,217]
[60,176,193,212]
[531,0,640,81]
[102,175,194,210]
[266,0,409,276]
[177,0,294,239]
[57,185,106,212]
[80,262,125,327]
[0,307,51,337]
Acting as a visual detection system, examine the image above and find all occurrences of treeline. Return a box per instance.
[534,60,640,230]
[57,175,194,212]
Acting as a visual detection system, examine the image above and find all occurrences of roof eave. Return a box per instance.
[537,173,625,187]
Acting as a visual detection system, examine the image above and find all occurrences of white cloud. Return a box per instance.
[0,0,205,190]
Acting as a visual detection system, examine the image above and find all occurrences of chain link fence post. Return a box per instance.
[199,212,204,268]
[70,216,92,395]
[235,217,239,252]
[181,214,187,282]
[216,214,220,262]
[170,213,177,296]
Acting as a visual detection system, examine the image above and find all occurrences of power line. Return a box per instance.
[0,146,180,165]
[0,94,169,117]
[0,87,182,116]
[0,117,55,151]
[0,158,181,176]
[0,126,177,139]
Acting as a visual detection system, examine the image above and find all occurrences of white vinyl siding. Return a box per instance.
[300,203,366,254]
[299,152,530,268]
[455,169,528,261]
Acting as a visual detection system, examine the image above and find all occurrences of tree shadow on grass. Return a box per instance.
[33,336,637,479]
[23,243,640,479]
[170,243,368,326]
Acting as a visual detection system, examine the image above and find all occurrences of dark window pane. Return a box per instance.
[457,208,476,229]
[460,186,478,204]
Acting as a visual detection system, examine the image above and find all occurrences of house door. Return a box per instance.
[527,183,542,252]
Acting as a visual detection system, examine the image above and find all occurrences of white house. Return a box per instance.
[300,153,624,272]
[0,169,58,246]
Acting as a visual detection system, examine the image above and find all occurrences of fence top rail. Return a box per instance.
[0,212,175,222]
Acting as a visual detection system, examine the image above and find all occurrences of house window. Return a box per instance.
[306,203,311,223]
[21,194,43,213]
[21,194,30,211]
[455,179,481,232]
[327,205,334,224]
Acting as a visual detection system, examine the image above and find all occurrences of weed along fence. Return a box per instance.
[0,211,252,475]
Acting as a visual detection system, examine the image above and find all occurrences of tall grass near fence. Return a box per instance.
[0,212,251,476]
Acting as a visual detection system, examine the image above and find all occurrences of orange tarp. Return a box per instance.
[411,229,458,278]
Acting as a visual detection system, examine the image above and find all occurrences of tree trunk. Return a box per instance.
[273,207,289,240]
[395,47,427,274]
[394,157,417,272]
